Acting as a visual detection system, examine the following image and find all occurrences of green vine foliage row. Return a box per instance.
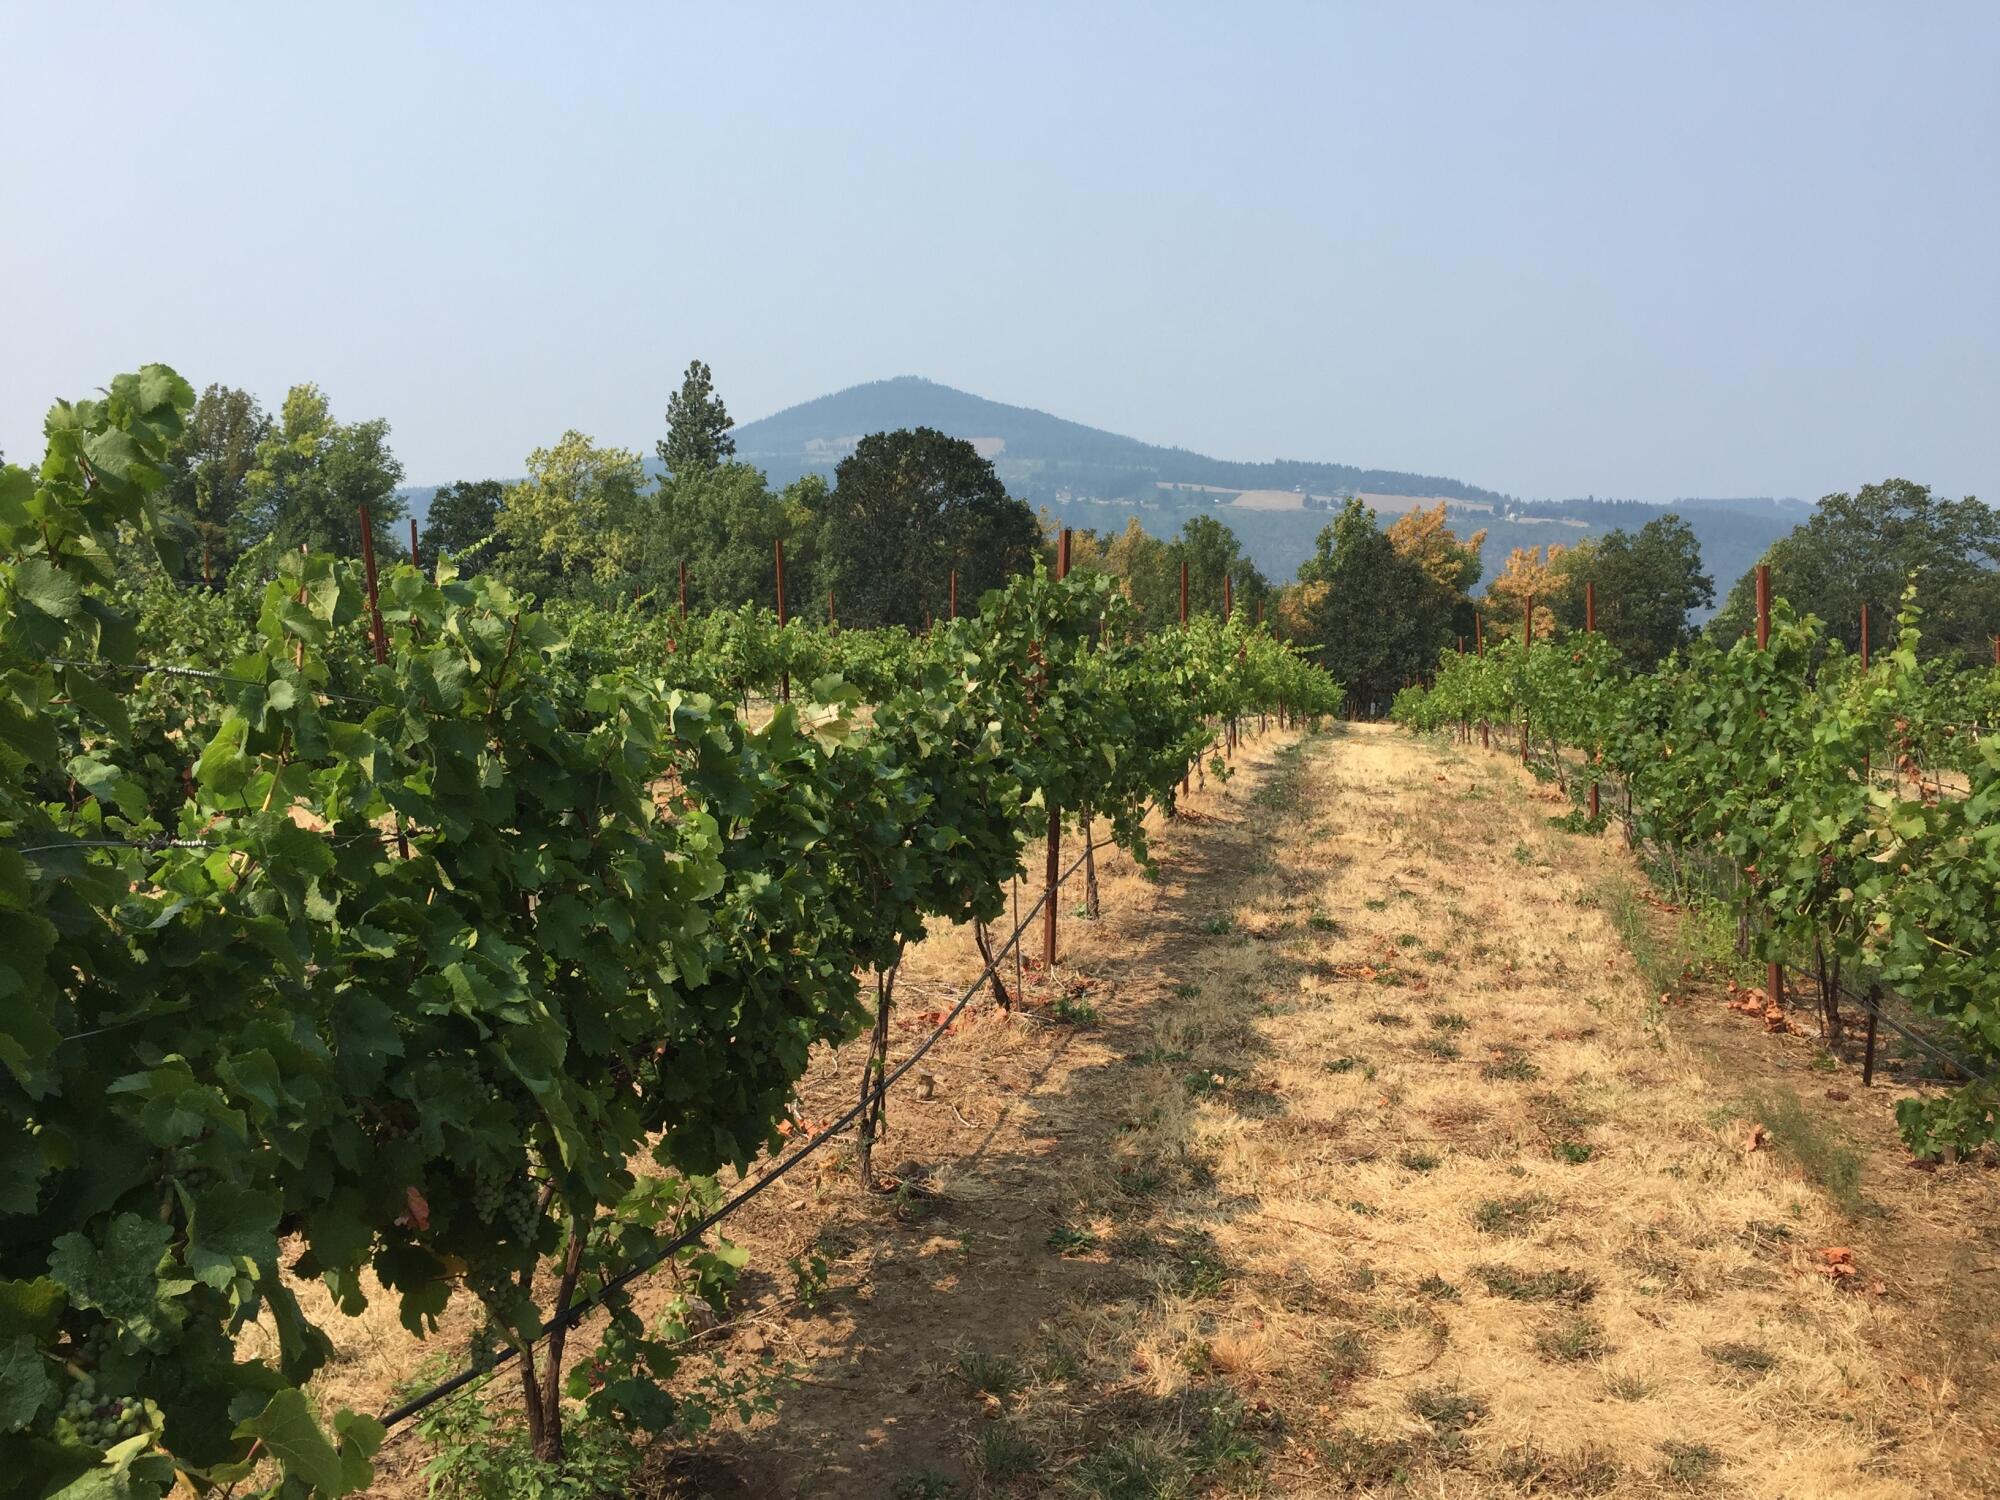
[0,367,1340,1497]
[1392,600,2000,1157]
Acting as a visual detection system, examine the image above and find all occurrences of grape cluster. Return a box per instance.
[56,1375,151,1451]
[471,1172,540,1241]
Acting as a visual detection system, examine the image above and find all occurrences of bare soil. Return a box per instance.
[339,722,2000,1498]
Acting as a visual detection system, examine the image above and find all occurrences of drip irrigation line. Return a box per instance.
[14,837,218,855]
[50,657,377,704]
[1774,959,1993,1087]
[376,840,1100,1435]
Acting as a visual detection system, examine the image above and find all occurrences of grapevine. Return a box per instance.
[0,364,1339,1495]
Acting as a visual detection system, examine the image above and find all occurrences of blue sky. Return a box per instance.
[2,3,1994,503]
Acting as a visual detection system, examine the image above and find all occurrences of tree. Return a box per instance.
[242,384,405,560]
[810,428,1039,628]
[495,432,647,597]
[1707,479,2000,663]
[648,462,804,611]
[1387,503,1485,594]
[1104,516,1179,628]
[1168,514,1272,623]
[419,479,507,563]
[657,359,735,478]
[159,384,269,582]
[1552,514,1711,668]
[1483,544,1570,640]
[1286,498,1457,711]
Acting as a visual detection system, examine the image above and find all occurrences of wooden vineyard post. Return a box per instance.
[678,559,688,617]
[1586,581,1600,820]
[358,504,388,666]
[828,587,836,630]
[949,568,958,620]
[1044,528,1072,972]
[775,538,790,704]
[1756,563,1780,1015]
[409,516,420,570]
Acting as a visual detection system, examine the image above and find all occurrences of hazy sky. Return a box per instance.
[3,3,1994,503]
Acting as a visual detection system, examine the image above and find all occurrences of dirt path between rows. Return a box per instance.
[368,722,2000,1498]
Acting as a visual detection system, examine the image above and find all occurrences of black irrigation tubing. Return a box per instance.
[1773,958,1994,1087]
[375,839,1103,1436]
[14,837,218,855]
[50,656,876,730]
[49,657,378,704]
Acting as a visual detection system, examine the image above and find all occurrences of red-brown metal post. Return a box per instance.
[1585,581,1599,820]
[409,516,420,569]
[1860,604,1870,669]
[1045,530,1072,970]
[1180,558,1191,798]
[775,538,789,704]
[358,505,388,665]
[949,568,958,620]
[1521,591,1533,763]
[1223,573,1233,625]
[1474,611,1488,747]
[1756,562,1779,1012]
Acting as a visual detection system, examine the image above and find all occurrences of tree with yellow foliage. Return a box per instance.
[1387,503,1486,594]
[1483,543,1571,639]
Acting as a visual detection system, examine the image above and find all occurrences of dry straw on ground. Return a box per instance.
[276,723,2000,1498]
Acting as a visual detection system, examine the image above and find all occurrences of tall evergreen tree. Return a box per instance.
[657,359,735,478]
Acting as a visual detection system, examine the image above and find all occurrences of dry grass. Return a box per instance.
[281,722,2000,1497]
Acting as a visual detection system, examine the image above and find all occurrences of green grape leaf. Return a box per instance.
[46,1214,193,1349]
[0,1334,53,1431]
[0,1277,65,1341]
[233,1386,377,1495]
[187,1184,280,1293]
[13,559,82,621]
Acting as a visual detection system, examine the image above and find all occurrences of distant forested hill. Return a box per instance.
[727,377,1800,612]
[400,378,1807,619]
[729,376,1509,506]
